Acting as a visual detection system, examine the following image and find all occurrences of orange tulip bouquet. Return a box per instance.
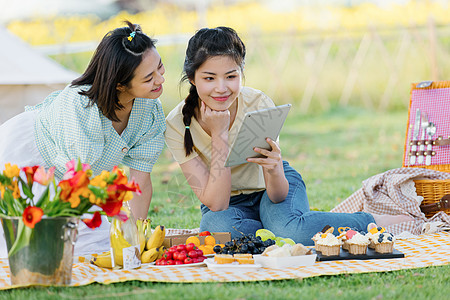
[0,159,141,256]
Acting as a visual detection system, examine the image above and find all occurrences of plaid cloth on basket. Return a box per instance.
[404,83,450,168]
[332,167,450,235]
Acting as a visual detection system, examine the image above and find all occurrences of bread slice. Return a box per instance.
[214,254,235,264]
[235,257,255,264]
[290,243,312,256]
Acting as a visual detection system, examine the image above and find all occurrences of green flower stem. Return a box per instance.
[18,177,34,203]
[35,185,50,208]
[7,220,32,257]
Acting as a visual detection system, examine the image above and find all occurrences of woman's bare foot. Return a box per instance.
[371,214,414,228]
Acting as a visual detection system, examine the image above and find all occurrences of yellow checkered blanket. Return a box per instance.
[0,231,448,289]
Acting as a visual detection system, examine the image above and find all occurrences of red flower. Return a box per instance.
[83,211,102,229]
[22,166,39,186]
[98,199,123,217]
[22,206,44,228]
[58,170,91,208]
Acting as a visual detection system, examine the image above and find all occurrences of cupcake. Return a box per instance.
[346,232,370,255]
[316,233,342,256]
[312,225,334,253]
[337,227,351,250]
[312,232,322,252]
[373,232,395,254]
[365,223,386,249]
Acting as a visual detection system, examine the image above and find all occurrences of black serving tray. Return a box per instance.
[314,247,405,261]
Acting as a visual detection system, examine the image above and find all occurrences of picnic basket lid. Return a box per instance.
[403,80,450,173]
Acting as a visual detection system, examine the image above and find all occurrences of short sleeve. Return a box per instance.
[32,87,104,178]
[122,100,166,172]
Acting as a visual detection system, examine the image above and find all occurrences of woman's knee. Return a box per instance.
[200,208,238,232]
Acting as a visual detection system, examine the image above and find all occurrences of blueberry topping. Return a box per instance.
[377,227,383,231]
[387,236,393,241]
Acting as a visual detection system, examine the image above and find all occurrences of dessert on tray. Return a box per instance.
[372,232,395,254]
[337,227,351,250]
[316,231,342,256]
[345,231,370,255]
[365,223,386,249]
[312,225,335,253]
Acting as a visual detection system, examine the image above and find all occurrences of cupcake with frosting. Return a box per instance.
[365,223,385,249]
[337,227,351,250]
[373,232,395,254]
[312,225,334,253]
[346,232,370,255]
[316,232,342,256]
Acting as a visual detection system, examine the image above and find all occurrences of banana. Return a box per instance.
[91,252,113,269]
[145,225,166,250]
[144,218,152,240]
[141,246,165,263]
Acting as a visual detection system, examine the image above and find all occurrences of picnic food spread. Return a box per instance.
[90,223,404,271]
[312,224,402,261]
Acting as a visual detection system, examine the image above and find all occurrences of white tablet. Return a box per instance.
[225,104,291,167]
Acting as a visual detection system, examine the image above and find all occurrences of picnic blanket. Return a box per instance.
[0,231,448,289]
[332,167,450,235]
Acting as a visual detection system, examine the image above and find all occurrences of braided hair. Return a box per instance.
[71,20,157,122]
[181,27,246,156]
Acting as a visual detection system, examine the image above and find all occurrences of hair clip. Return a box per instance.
[127,31,136,42]
[185,126,190,130]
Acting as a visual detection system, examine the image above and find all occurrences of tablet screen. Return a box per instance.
[225,104,291,167]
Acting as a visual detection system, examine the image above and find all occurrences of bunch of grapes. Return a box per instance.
[213,234,276,255]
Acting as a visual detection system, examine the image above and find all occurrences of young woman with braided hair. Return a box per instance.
[165,26,412,244]
[0,21,166,255]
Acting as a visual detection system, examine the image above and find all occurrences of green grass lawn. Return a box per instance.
[2,106,448,299]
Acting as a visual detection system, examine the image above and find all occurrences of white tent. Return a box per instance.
[0,27,79,124]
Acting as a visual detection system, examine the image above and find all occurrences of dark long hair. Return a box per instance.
[71,20,157,122]
[181,26,246,156]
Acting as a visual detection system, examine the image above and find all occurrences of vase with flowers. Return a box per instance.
[0,159,140,286]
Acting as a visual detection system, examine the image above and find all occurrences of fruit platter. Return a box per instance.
[204,229,317,271]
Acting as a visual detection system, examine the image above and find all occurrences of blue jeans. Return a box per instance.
[200,161,375,245]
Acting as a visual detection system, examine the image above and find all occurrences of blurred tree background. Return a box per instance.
[3,0,450,115]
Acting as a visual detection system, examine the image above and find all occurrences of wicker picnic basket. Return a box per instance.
[403,81,450,218]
